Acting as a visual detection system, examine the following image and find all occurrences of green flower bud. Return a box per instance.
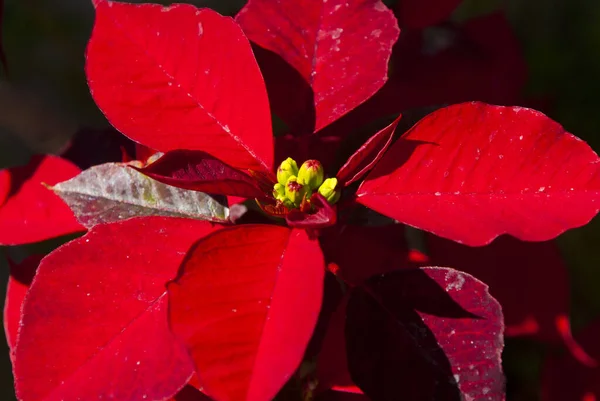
[297,160,324,190]
[273,183,286,202]
[318,177,341,204]
[285,176,306,208]
[277,157,299,186]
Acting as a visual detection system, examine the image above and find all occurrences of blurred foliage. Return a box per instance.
[1,0,600,400]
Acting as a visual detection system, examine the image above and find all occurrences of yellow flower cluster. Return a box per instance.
[273,157,340,208]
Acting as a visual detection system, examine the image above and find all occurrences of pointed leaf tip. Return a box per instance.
[336,116,401,186]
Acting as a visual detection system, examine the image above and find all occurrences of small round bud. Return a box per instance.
[318,177,341,204]
[298,160,324,190]
[273,183,286,202]
[277,157,299,186]
[285,176,306,208]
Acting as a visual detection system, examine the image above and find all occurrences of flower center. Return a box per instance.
[271,157,340,213]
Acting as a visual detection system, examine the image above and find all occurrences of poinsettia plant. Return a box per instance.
[2,0,600,400]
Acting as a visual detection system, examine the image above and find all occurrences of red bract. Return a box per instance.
[3,255,42,360]
[357,103,600,246]
[0,155,85,245]
[7,0,600,400]
[317,268,505,401]
[86,1,273,172]
[135,150,270,199]
[13,217,219,401]
[236,0,400,134]
[336,117,400,186]
[426,234,570,342]
[169,226,324,401]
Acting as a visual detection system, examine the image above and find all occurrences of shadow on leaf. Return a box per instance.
[345,269,469,401]
[251,44,316,136]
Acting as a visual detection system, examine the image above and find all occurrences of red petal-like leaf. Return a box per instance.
[168,225,325,401]
[136,150,269,199]
[0,155,85,245]
[336,117,400,186]
[426,234,569,343]
[4,255,41,360]
[357,102,600,246]
[14,217,220,401]
[542,319,600,401]
[286,193,337,229]
[87,2,273,172]
[236,0,399,133]
[396,0,463,28]
[345,267,505,400]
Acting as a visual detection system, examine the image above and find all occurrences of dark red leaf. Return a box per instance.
[318,13,527,139]
[286,193,337,229]
[14,217,220,401]
[542,319,600,401]
[345,267,504,400]
[390,13,527,111]
[236,0,399,133]
[168,225,325,401]
[426,234,569,343]
[357,102,600,246]
[0,155,85,245]
[87,2,273,172]
[135,150,269,199]
[395,0,463,28]
[3,255,42,361]
[336,117,400,187]
[319,224,415,285]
